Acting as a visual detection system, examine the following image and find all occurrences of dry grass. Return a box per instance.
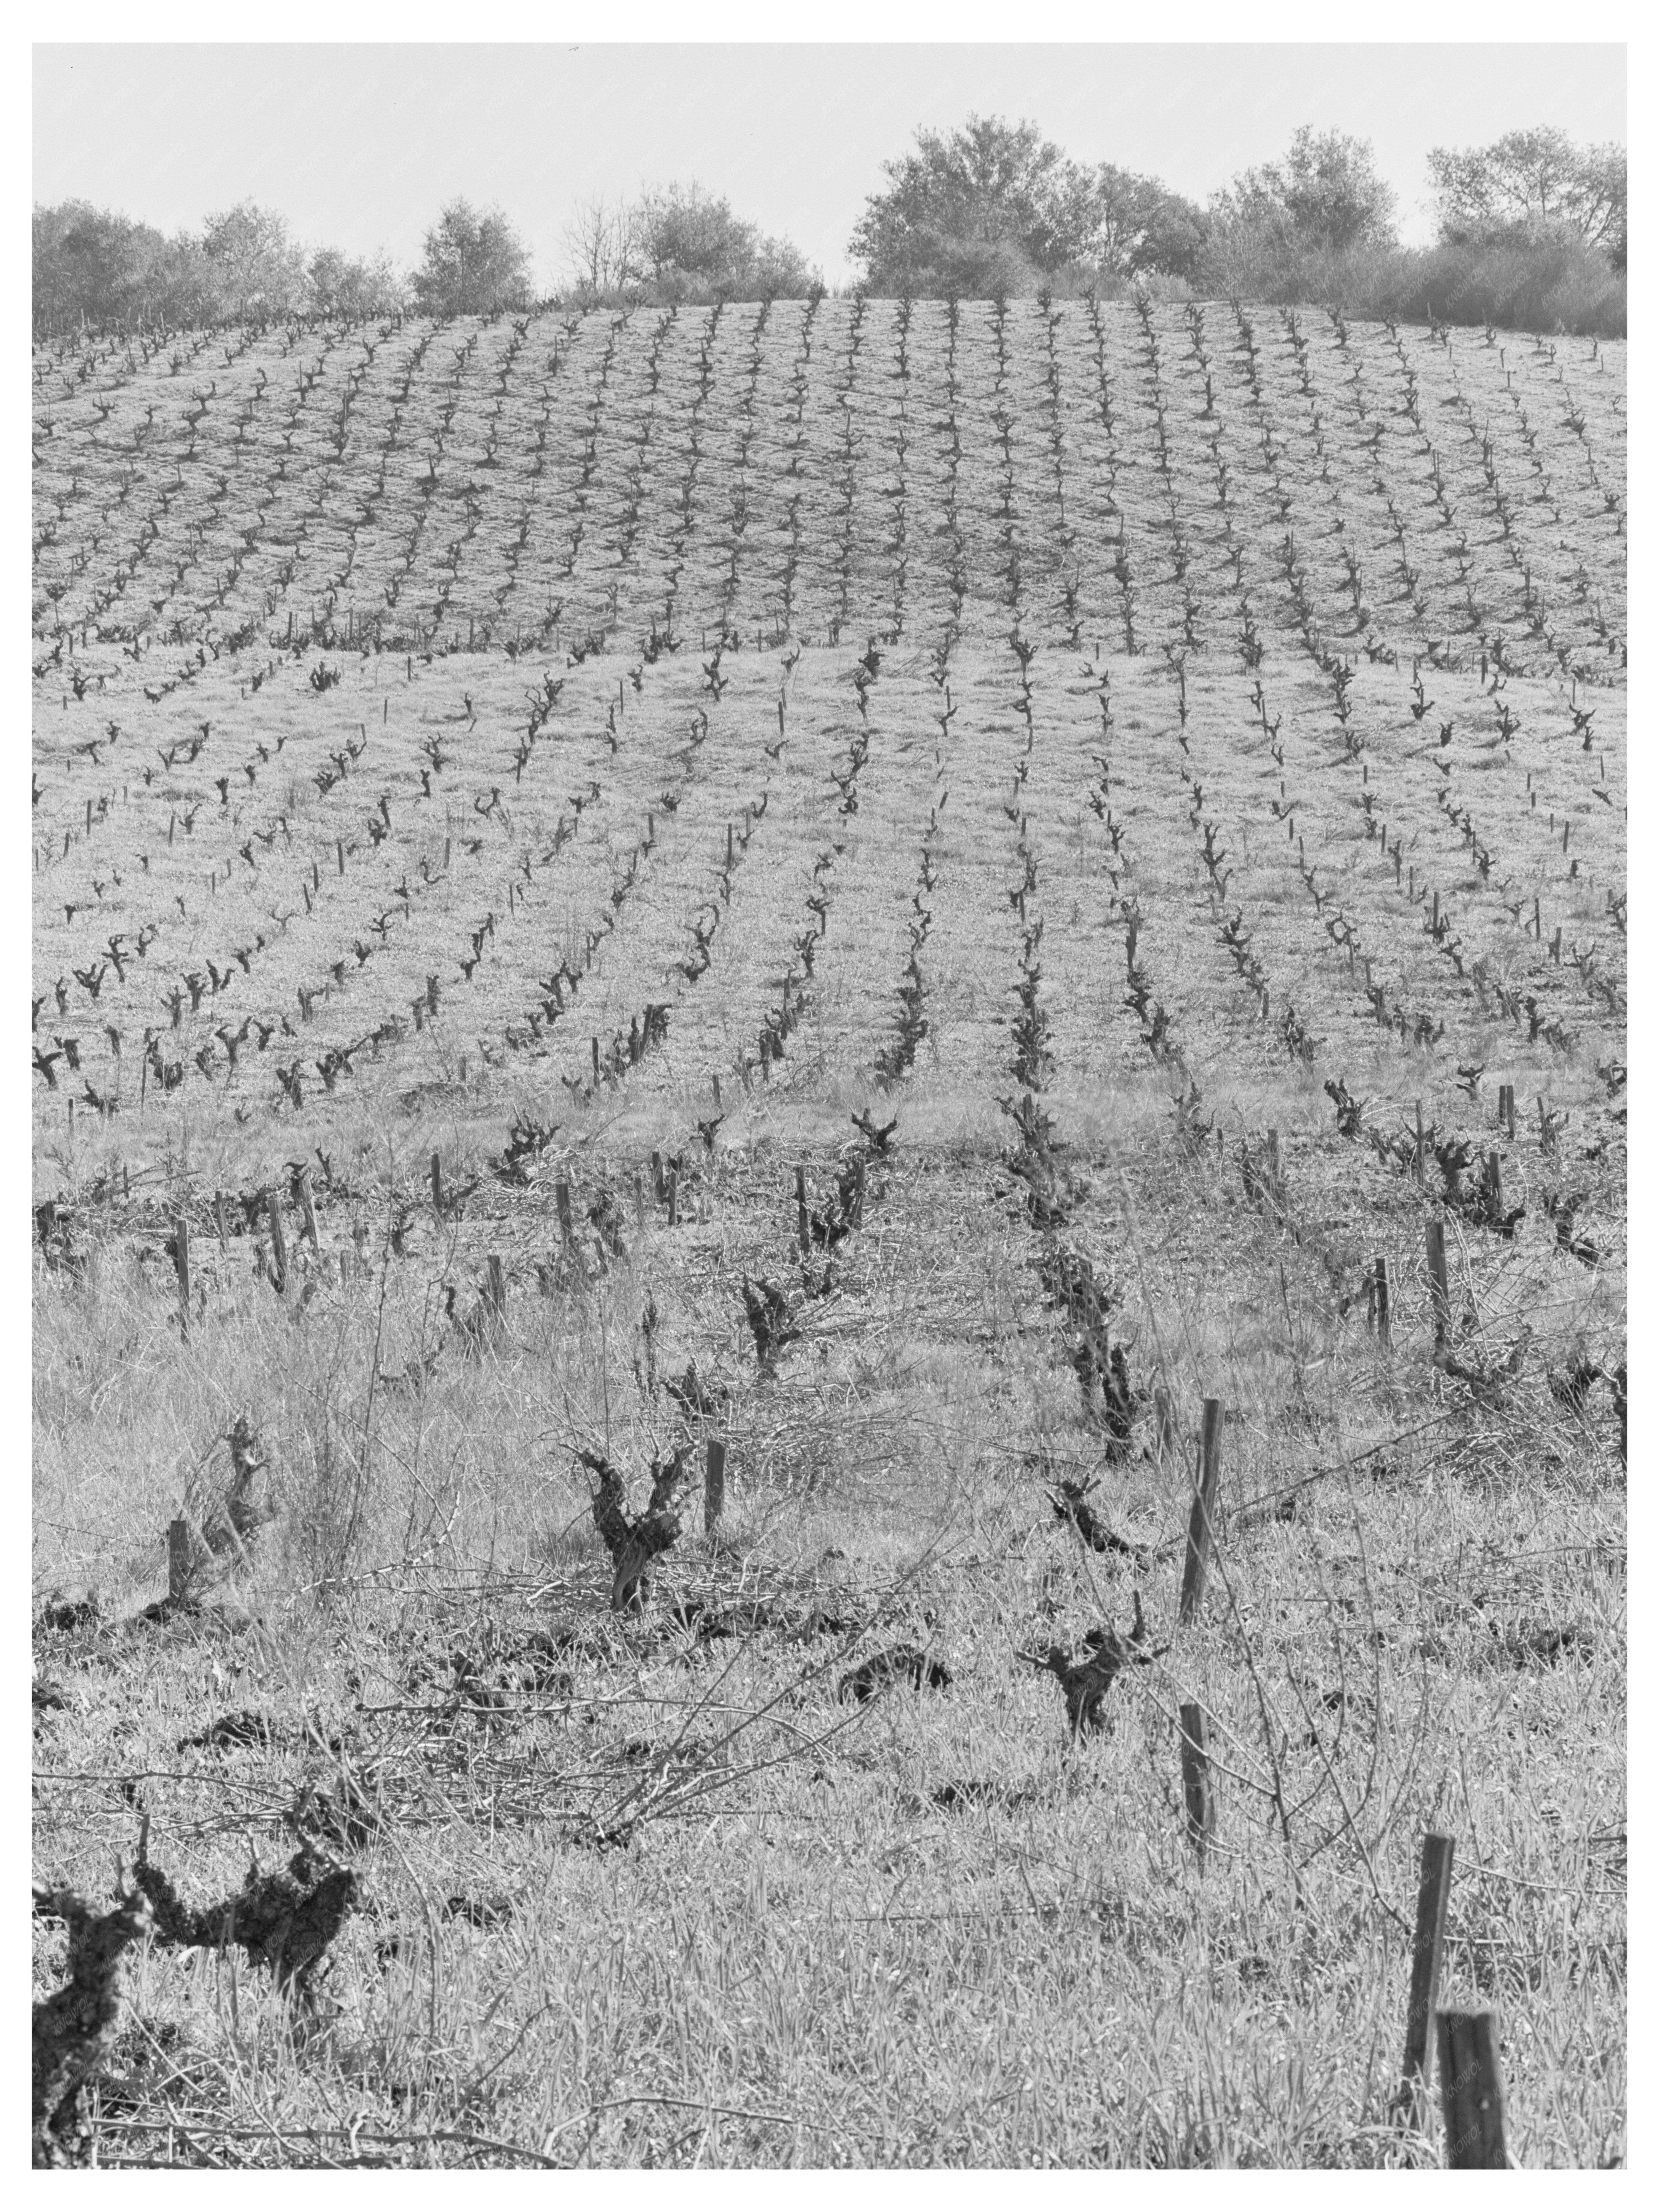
[33,1066,1625,2169]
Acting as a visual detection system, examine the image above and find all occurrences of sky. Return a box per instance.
[32,39,1628,290]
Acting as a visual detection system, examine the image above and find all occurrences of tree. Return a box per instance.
[850,115,1204,294]
[202,201,309,317]
[1210,126,1396,252]
[562,195,644,300]
[1428,128,1626,269]
[562,183,817,302]
[411,199,533,316]
[850,115,1092,294]
[1090,167,1209,282]
[636,183,816,299]
[33,201,171,333]
[308,246,405,319]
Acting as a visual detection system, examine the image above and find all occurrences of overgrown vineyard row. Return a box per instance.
[33,300,1626,2171]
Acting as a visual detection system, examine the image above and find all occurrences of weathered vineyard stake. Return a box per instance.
[485,1254,507,1323]
[295,1168,319,1250]
[667,1166,679,1228]
[430,1151,443,1211]
[1483,1151,1503,1220]
[167,1517,191,1604]
[796,1165,809,1254]
[171,1215,190,1336]
[1178,1702,1216,1863]
[1436,2010,1509,2168]
[1426,1220,1450,1346]
[1372,1255,1392,1347]
[1178,1397,1224,1627]
[1395,1830,1455,2119]
[555,1179,573,1246]
[704,1438,727,1532]
[264,1187,288,1293]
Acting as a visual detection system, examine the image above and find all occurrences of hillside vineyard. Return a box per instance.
[31,297,1626,2169]
[31,297,1626,1174]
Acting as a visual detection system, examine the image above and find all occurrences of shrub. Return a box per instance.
[1196,228,1624,338]
[410,199,533,317]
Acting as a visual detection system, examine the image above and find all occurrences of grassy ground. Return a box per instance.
[33,1057,1626,2168]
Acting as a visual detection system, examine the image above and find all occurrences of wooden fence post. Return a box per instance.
[1373,1255,1392,1347]
[853,1154,866,1228]
[555,1178,573,1245]
[264,1188,288,1294]
[1436,2010,1509,2168]
[485,1254,507,1323]
[167,1517,192,1605]
[1178,1397,1224,1627]
[1426,1220,1450,1347]
[1395,1830,1455,2118]
[295,1167,320,1250]
[1178,1702,1216,1863]
[431,1151,443,1211]
[796,1165,809,1255]
[213,1191,229,1254]
[705,1438,727,1533]
[632,1170,645,1233]
[667,1166,679,1228]
[1414,1100,1425,1187]
[171,1215,191,1336]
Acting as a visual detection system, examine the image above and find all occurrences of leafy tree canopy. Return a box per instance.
[308,246,406,318]
[849,114,1206,294]
[561,182,817,303]
[33,198,406,333]
[637,182,818,298]
[411,198,533,316]
[202,202,309,316]
[1209,126,1397,253]
[1428,128,1626,269]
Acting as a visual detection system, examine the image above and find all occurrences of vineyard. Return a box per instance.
[32,297,1626,2168]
